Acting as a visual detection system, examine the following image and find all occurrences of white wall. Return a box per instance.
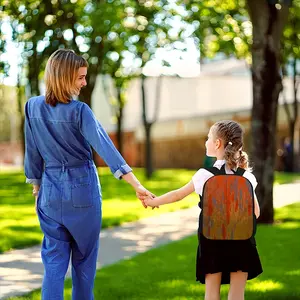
[91,74,296,139]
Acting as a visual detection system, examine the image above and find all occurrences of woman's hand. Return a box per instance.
[33,185,39,213]
[35,196,38,213]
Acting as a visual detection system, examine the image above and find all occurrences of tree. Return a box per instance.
[100,20,139,155]
[2,0,134,107]
[130,0,179,178]
[3,0,173,170]
[3,0,86,96]
[181,0,293,223]
[183,1,252,62]
[281,0,300,172]
[101,1,174,164]
[247,0,291,223]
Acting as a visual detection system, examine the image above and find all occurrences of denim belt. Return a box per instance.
[45,160,93,172]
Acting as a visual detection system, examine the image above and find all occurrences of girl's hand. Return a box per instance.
[144,195,159,208]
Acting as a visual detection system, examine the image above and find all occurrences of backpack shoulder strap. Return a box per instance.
[203,167,221,176]
[235,167,246,176]
[219,164,226,174]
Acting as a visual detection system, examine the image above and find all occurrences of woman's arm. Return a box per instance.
[79,104,156,208]
[121,172,143,190]
[79,103,132,180]
[122,172,155,208]
[24,101,44,185]
[144,181,195,207]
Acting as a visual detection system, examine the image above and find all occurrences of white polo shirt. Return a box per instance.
[192,159,258,196]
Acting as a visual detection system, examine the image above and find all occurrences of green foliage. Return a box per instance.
[282,0,300,64]
[274,171,300,184]
[8,202,300,299]
[1,0,178,104]
[180,0,299,68]
[182,0,251,62]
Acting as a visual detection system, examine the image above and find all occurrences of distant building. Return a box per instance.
[92,59,298,170]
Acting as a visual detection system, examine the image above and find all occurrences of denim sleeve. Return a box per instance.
[79,103,132,179]
[24,101,44,185]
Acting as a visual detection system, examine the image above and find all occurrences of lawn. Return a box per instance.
[8,203,300,300]
[0,168,198,253]
[0,168,299,253]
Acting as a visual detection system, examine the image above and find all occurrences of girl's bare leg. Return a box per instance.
[204,272,222,300]
[228,271,248,300]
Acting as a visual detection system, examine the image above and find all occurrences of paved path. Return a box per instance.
[1,183,300,299]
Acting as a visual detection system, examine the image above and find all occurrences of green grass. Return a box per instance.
[0,168,198,253]
[8,203,300,300]
[274,171,300,185]
[1,168,299,254]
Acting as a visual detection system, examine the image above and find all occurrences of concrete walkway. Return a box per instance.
[1,183,300,299]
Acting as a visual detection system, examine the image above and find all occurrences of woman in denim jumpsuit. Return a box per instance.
[24,49,151,300]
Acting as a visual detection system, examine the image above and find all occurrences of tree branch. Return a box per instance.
[152,75,163,124]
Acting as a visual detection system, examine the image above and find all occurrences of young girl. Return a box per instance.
[144,120,263,300]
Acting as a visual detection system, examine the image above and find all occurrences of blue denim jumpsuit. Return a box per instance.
[24,96,132,300]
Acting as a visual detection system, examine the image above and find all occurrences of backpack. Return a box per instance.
[200,164,256,241]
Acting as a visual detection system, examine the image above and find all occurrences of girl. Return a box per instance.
[24,49,153,300]
[144,120,263,300]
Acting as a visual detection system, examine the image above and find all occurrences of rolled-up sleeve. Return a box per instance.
[79,103,132,179]
[24,101,44,185]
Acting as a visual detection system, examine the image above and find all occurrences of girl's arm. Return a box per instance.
[144,181,195,207]
[254,193,260,219]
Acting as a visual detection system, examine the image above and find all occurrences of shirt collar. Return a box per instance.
[213,159,226,167]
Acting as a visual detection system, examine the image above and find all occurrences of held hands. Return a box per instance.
[143,195,158,208]
[135,185,159,209]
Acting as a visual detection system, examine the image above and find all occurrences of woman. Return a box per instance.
[24,49,152,299]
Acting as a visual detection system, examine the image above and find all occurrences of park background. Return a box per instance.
[0,0,300,299]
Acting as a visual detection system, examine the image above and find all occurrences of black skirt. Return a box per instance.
[196,234,263,284]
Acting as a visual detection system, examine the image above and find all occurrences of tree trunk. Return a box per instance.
[282,57,298,172]
[141,75,154,179]
[145,122,153,178]
[291,58,299,171]
[27,52,41,96]
[247,1,289,223]
[289,121,296,171]
[116,86,124,155]
[17,83,25,165]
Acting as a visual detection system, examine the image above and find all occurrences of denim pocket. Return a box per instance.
[71,183,93,208]
[40,184,52,207]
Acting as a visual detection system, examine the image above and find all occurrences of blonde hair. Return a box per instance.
[212,120,250,170]
[45,49,88,106]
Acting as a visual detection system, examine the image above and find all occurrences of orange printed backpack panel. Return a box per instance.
[201,169,255,241]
